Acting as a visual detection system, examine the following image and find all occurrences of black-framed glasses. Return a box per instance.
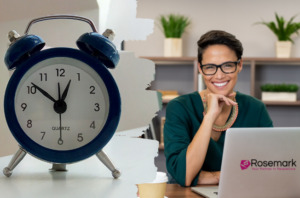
[200,60,240,75]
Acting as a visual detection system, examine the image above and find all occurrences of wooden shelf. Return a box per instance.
[243,57,300,64]
[263,101,300,106]
[162,98,173,104]
[141,56,196,62]
[143,56,300,62]
[161,96,179,104]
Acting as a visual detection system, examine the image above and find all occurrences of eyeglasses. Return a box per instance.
[200,60,240,75]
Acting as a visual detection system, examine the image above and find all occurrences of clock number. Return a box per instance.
[90,121,95,129]
[41,131,46,140]
[27,120,32,128]
[39,73,48,81]
[56,68,65,77]
[21,103,27,111]
[77,133,84,142]
[77,73,81,81]
[27,85,37,94]
[90,86,96,94]
[94,103,100,111]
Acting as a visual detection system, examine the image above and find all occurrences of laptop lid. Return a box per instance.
[218,127,300,198]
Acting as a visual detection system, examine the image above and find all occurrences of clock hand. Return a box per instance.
[58,82,61,100]
[53,83,67,114]
[61,80,71,101]
[57,83,63,145]
[31,83,56,102]
[57,113,63,145]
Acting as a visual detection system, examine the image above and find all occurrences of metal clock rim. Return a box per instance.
[4,48,121,163]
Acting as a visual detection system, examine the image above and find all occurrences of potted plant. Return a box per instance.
[261,83,299,102]
[257,13,300,58]
[158,14,191,57]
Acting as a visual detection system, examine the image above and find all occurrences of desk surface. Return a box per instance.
[0,128,159,198]
[165,184,204,198]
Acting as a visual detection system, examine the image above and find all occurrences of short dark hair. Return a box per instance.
[197,30,243,64]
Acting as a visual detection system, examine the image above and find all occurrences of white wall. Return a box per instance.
[126,0,300,58]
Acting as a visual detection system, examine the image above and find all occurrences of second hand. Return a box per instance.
[58,83,63,145]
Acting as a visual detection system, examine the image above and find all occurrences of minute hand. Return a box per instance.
[61,80,71,101]
[31,83,56,102]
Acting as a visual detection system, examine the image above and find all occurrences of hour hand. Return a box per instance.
[31,83,56,102]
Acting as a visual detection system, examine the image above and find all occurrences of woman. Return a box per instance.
[164,30,273,187]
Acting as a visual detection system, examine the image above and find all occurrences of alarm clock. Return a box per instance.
[3,15,121,178]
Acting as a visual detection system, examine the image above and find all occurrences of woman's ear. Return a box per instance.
[238,58,243,73]
[198,62,203,75]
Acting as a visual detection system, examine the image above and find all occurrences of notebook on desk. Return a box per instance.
[191,127,300,198]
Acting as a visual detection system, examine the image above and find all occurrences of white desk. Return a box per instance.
[0,127,159,198]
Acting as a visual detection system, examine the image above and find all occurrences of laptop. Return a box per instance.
[191,127,300,198]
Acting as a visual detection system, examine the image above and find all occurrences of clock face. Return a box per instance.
[5,48,121,163]
[14,57,109,151]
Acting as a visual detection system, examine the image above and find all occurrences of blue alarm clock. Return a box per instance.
[3,15,121,178]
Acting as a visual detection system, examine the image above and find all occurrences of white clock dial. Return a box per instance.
[15,57,109,151]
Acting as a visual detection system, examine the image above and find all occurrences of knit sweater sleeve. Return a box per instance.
[163,99,200,186]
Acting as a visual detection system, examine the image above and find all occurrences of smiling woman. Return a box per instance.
[163,30,273,187]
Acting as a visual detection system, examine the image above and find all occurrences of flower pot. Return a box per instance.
[276,41,292,58]
[261,91,297,102]
[164,38,182,57]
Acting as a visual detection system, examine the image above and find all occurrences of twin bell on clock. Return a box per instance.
[3,15,121,178]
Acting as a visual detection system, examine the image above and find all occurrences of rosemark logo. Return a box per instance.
[240,160,251,170]
[239,159,296,171]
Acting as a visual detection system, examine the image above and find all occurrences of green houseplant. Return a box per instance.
[261,83,299,102]
[158,14,191,57]
[158,14,191,38]
[261,83,299,92]
[257,13,300,58]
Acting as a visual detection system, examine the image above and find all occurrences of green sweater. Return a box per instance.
[164,91,273,187]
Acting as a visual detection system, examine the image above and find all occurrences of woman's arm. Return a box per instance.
[185,112,215,186]
[185,93,236,186]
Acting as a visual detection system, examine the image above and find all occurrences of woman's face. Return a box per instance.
[198,44,243,96]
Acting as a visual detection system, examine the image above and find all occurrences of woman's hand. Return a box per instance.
[205,92,237,121]
[197,171,220,185]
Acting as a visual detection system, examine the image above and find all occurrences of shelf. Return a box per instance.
[142,56,300,62]
[243,57,300,64]
[141,56,196,62]
[162,98,174,104]
[263,101,300,106]
[141,56,197,65]
[161,95,179,104]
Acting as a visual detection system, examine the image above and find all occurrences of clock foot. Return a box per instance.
[3,167,12,177]
[3,147,27,177]
[96,150,121,179]
[49,163,67,172]
[112,169,121,179]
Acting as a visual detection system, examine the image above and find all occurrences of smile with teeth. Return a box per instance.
[213,81,228,87]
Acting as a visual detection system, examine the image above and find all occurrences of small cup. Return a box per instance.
[138,172,168,198]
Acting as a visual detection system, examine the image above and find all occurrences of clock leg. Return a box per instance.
[49,163,67,172]
[3,147,27,177]
[96,150,121,179]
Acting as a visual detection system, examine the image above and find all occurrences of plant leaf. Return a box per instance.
[257,12,300,42]
[157,14,191,38]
